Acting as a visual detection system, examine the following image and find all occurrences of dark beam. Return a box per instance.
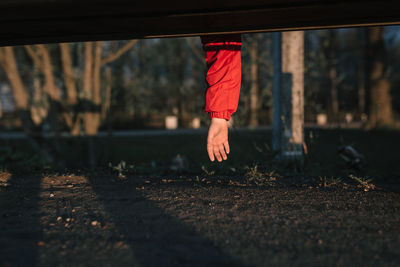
[0,0,399,46]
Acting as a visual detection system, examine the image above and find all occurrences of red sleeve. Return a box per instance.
[200,34,242,121]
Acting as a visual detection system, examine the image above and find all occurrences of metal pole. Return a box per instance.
[272,32,282,155]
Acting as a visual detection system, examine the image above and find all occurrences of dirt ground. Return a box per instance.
[1,172,399,267]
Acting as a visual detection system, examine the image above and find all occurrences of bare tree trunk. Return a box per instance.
[81,42,97,167]
[249,37,259,127]
[82,42,98,137]
[93,42,103,106]
[34,44,64,156]
[367,27,393,127]
[0,47,56,164]
[36,45,61,102]
[82,40,136,137]
[102,66,112,120]
[26,44,65,140]
[0,47,29,110]
[59,43,77,105]
[87,41,103,135]
[59,43,83,135]
[30,69,48,125]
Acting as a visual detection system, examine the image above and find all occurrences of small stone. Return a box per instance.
[91,221,99,226]
[50,193,55,198]
[66,218,71,222]
[57,216,62,221]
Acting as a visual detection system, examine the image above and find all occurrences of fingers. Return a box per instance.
[219,144,227,160]
[223,141,230,154]
[207,140,229,162]
[207,143,215,162]
[206,120,229,162]
[213,146,223,162]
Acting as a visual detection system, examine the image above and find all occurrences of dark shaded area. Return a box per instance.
[0,0,400,45]
[2,128,400,178]
[0,173,42,266]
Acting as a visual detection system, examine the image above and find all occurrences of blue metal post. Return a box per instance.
[272,32,282,155]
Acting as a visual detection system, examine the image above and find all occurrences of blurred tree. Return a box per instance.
[386,26,400,117]
[326,30,339,122]
[357,28,367,118]
[161,38,188,126]
[249,35,260,127]
[0,40,137,165]
[240,33,273,126]
[366,27,394,127]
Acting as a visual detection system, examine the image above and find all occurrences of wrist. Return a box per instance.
[208,111,231,121]
[211,118,227,123]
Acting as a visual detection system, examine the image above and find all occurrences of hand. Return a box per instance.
[207,118,230,162]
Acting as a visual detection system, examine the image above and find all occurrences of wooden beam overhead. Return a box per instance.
[1,0,399,46]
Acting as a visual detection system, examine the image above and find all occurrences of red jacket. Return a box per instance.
[201,34,242,121]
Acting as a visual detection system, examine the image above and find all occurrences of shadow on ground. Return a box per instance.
[0,173,42,266]
[87,174,244,266]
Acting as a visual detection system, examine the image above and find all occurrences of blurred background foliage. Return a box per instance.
[1,26,400,131]
[1,26,400,170]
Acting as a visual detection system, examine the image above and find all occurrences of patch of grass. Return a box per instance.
[108,160,135,180]
[244,165,280,186]
[201,165,215,176]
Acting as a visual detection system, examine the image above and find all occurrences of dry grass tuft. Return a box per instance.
[348,174,376,191]
[245,165,279,186]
